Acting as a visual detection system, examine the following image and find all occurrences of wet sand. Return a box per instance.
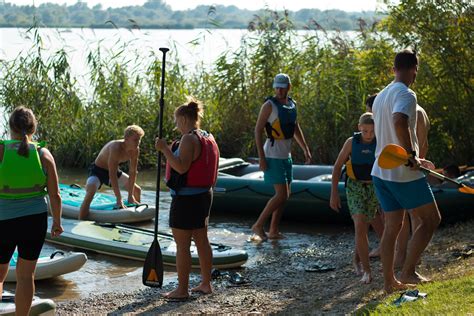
[56,219,474,314]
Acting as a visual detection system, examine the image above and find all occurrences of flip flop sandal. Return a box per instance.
[162,294,190,302]
[211,268,230,280]
[227,272,252,287]
[1,292,15,303]
[393,290,427,306]
[191,289,212,295]
[305,263,336,273]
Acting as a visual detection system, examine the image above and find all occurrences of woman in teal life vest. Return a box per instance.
[329,112,384,284]
[0,106,63,315]
[155,98,219,300]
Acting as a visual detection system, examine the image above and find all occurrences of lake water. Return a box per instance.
[0,27,247,135]
[2,168,351,302]
[0,27,356,135]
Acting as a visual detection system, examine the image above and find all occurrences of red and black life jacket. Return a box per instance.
[165,129,219,191]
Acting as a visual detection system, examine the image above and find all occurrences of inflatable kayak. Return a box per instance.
[0,292,55,316]
[6,251,87,282]
[45,218,248,269]
[213,162,474,223]
[59,184,155,223]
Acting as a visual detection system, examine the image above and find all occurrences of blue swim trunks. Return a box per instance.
[372,176,434,212]
[264,158,293,185]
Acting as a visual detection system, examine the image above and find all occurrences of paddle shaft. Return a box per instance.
[154,47,169,237]
[420,165,463,187]
[109,223,227,248]
[380,144,471,192]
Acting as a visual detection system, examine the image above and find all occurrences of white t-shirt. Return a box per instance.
[263,102,292,159]
[371,81,424,182]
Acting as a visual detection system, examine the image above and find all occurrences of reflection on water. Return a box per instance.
[3,169,350,302]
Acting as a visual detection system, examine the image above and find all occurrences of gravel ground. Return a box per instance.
[57,219,474,315]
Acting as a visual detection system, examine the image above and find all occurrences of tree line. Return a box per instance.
[0,0,381,30]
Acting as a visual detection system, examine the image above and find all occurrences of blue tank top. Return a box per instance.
[0,148,48,221]
[169,147,210,196]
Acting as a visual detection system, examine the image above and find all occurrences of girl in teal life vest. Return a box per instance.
[329,112,384,285]
[0,106,63,315]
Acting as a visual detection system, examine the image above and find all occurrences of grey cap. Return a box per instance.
[273,73,291,88]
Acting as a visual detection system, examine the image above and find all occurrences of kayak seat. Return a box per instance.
[240,171,264,179]
[307,174,332,182]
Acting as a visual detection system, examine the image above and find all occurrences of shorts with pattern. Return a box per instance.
[346,178,379,221]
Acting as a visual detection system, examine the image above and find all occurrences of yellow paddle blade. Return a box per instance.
[459,184,474,195]
[378,144,409,169]
[146,269,159,282]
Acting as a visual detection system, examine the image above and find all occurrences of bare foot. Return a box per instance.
[369,247,380,258]
[251,225,268,241]
[268,232,285,239]
[384,280,415,294]
[162,288,189,300]
[360,272,372,284]
[353,260,363,276]
[400,271,431,284]
[191,283,212,295]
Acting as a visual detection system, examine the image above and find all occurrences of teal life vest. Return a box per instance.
[346,132,376,181]
[265,96,297,146]
[0,140,47,199]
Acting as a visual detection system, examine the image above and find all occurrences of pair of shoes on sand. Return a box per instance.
[305,261,336,273]
[393,289,427,306]
[211,269,252,286]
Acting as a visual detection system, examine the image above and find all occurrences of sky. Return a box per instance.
[6,0,383,12]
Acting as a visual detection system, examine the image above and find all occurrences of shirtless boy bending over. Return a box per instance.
[79,125,144,219]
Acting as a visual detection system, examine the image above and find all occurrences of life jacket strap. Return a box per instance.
[0,184,46,194]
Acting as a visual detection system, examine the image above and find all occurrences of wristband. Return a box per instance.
[405,149,417,166]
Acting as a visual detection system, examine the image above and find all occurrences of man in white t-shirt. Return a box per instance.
[371,50,441,293]
[251,73,311,241]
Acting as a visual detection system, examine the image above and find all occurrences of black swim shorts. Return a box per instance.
[0,212,48,263]
[169,191,212,230]
[88,163,123,188]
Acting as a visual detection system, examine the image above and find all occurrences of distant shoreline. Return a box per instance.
[0,24,364,31]
[1,3,383,31]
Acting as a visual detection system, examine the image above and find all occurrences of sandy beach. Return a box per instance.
[56,219,474,314]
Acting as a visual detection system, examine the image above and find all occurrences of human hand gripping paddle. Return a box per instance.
[379,144,474,194]
[142,47,169,287]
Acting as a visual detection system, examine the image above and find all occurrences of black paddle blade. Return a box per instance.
[142,239,164,287]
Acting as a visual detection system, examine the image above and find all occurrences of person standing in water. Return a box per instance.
[155,97,219,300]
[252,73,311,241]
[0,106,63,315]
